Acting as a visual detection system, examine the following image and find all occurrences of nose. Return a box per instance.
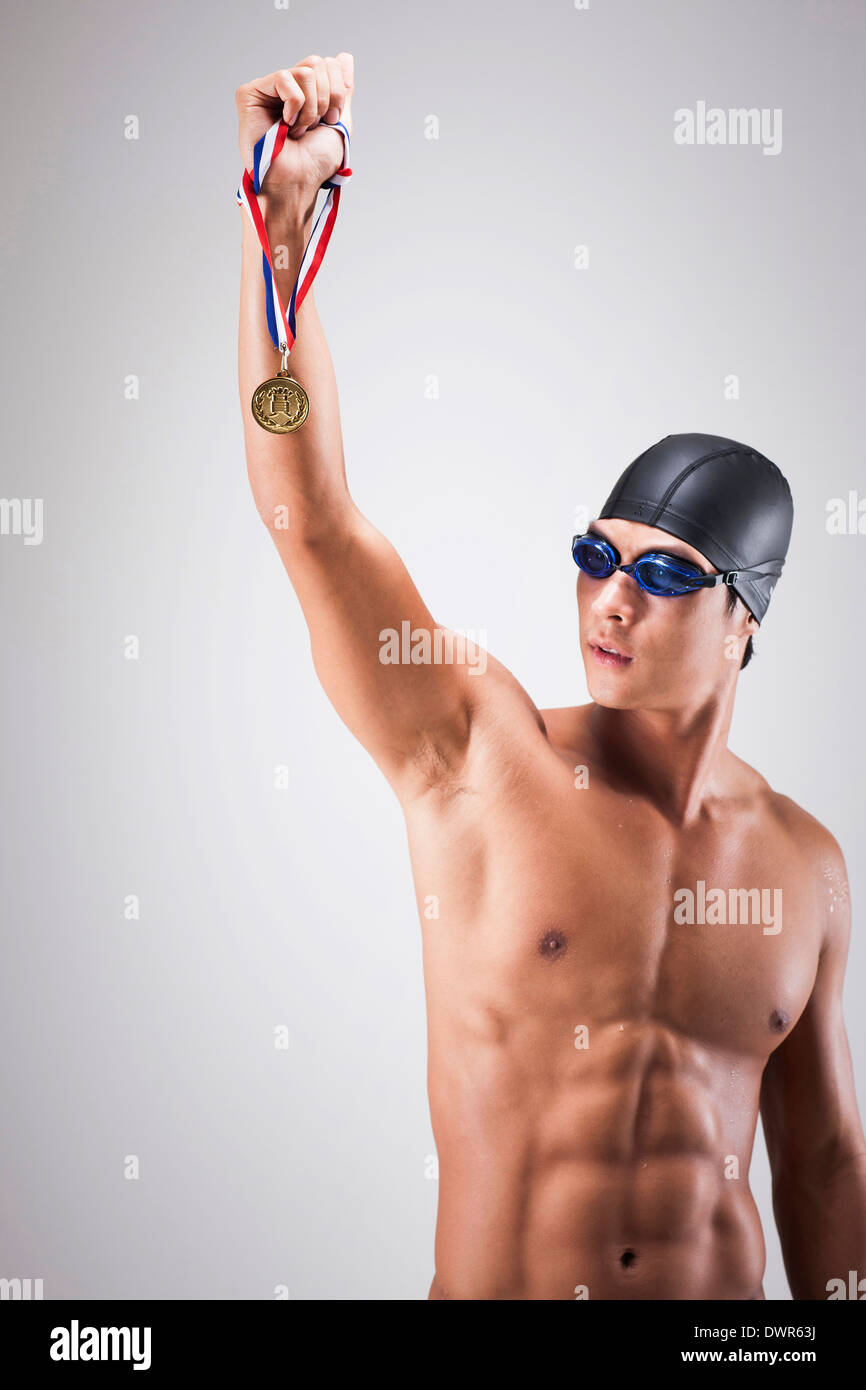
[584,568,638,624]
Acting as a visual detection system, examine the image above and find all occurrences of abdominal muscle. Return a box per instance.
[425,1014,767,1301]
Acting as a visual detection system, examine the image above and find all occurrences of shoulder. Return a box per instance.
[730,758,850,947]
[464,648,549,740]
[767,791,852,967]
[772,792,850,936]
[764,784,845,873]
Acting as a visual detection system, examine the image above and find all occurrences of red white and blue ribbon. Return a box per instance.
[236,118,352,353]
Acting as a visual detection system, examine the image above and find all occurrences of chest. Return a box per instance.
[412,756,822,1059]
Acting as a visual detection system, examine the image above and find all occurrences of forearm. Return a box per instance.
[238,193,353,539]
[774,1151,866,1299]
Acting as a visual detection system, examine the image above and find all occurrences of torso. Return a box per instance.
[404,676,825,1300]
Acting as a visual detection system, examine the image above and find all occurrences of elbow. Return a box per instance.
[251,485,358,548]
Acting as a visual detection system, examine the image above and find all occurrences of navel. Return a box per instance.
[620,1248,637,1269]
[538,928,568,960]
[769,1008,790,1034]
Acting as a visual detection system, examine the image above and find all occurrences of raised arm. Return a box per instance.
[760,831,866,1299]
[236,57,481,796]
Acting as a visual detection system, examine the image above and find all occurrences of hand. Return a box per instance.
[235,54,354,204]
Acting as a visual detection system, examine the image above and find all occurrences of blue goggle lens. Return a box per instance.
[572,535,615,576]
[634,556,704,596]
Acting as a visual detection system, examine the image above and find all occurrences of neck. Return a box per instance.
[587,681,738,826]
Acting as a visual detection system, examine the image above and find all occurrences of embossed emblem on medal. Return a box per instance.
[251,371,310,433]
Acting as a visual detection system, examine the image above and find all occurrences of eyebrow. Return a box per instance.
[586,523,706,569]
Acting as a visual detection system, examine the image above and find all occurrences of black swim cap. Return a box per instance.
[598,433,793,622]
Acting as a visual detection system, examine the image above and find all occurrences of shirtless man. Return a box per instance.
[234,55,866,1300]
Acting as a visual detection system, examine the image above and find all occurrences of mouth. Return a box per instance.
[589,641,634,669]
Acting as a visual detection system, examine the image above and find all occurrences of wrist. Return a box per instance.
[257,187,318,231]
[241,198,314,277]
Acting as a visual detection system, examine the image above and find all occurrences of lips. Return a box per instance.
[589,641,633,668]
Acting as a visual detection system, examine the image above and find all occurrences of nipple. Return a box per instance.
[538,929,568,960]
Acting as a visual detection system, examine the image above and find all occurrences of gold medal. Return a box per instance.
[251,367,309,434]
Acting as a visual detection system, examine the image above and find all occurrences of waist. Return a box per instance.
[432,1153,765,1299]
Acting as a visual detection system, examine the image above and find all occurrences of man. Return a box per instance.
[235,54,866,1299]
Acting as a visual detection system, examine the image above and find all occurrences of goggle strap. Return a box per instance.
[723,558,785,584]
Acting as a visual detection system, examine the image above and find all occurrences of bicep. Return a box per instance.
[270,502,479,791]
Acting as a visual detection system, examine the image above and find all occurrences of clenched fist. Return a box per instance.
[235,53,354,202]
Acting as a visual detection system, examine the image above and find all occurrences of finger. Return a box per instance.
[322,55,347,123]
[258,68,302,128]
[306,54,333,123]
[289,55,329,136]
[280,64,317,132]
[237,70,296,118]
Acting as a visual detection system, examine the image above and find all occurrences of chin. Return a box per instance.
[580,643,632,702]
[588,686,639,710]
[584,668,639,710]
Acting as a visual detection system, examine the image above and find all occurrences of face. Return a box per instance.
[576,518,757,711]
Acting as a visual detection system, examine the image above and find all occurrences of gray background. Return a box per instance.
[1,0,864,1300]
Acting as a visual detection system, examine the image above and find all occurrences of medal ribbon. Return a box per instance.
[236,118,353,354]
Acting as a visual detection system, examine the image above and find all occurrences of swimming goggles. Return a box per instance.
[571,532,780,598]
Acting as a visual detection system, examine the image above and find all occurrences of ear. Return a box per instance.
[733,595,758,633]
